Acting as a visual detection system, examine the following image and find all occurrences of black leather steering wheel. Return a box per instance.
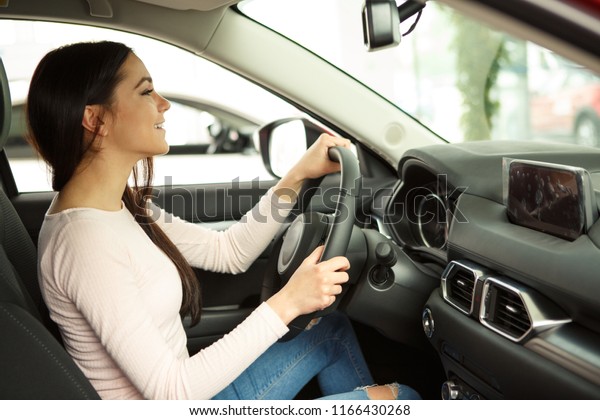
[261,146,361,341]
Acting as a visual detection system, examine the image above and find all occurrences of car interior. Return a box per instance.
[1,0,600,400]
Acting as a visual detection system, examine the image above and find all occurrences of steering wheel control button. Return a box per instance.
[422,307,435,338]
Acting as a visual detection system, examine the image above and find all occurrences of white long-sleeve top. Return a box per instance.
[38,188,292,399]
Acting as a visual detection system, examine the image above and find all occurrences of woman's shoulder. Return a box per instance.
[48,202,132,227]
[40,205,135,250]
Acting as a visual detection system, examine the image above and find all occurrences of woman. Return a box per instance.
[28,41,419,400]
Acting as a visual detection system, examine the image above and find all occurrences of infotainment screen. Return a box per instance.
[504,159,596,241]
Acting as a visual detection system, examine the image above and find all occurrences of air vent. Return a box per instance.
[442,261,483,315]
[447,269,475,312]
[481,279,532,342]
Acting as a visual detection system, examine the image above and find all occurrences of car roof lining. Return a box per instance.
[133,0,239,12]
[0,0,229,55]
[1,0,598,74]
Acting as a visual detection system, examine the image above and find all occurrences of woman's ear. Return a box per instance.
[82,105,108,137]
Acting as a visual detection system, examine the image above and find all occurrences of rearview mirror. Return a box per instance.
[257,118,327,178]
[362,0,401,51]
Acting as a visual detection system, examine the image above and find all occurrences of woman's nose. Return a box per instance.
[156,92,170,112]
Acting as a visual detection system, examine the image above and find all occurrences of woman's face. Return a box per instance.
[105,53,171,160]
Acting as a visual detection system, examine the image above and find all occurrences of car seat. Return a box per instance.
[0,56,99,399]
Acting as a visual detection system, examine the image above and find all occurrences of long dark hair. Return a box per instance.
[27,41,201,325]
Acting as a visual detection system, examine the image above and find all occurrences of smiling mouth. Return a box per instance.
[154,122,165,129]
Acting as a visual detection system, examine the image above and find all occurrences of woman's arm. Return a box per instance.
[153,134,352,274]
[45,217,288,399]
[150,187,292,274]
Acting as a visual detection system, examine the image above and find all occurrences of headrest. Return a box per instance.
[0,56,11,150]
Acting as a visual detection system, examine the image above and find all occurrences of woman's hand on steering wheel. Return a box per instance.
[266,245,350,325]
[273,134,352,203]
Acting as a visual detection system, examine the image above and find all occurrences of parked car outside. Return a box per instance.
[530,64,600,147]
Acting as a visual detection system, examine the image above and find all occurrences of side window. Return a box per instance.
[166,101,215,149]
[1,20,299,192]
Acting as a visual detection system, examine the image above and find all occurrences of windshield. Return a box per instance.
[240,0,600,146]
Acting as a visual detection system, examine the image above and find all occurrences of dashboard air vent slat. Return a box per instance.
[483,282,532,341]
[446,268,475,314]
[449,270,475,311]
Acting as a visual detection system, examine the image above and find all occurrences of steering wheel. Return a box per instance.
[261,146,361,341]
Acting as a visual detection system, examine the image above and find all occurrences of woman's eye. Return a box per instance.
[142,89,154,96]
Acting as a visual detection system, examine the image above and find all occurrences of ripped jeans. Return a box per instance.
[211,312,420,400]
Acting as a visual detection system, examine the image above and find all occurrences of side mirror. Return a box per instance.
[257,118,327,179]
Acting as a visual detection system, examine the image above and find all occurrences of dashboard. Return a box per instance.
[383,140,600,399]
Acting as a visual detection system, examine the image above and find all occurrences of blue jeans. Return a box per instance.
[211,312,420,400]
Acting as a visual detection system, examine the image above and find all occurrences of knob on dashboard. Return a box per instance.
[370,242,397,286]
[422,307,434,338]
[375,242,397,266]
[441,381,464,400]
